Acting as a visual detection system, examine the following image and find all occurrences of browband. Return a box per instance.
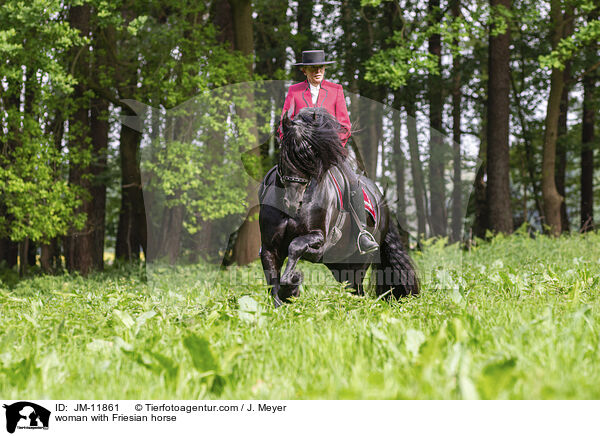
[277,166,310,184]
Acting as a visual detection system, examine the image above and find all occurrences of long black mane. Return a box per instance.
[280,107,349,181]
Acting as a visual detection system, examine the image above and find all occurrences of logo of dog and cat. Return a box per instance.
[2,402,51,434]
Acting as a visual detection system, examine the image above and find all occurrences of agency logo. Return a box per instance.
[2,402,50,434]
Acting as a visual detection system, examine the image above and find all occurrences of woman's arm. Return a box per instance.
[278,88,295,139]
[335,86,351,147]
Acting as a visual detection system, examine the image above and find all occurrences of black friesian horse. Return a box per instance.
[259,107,419,307]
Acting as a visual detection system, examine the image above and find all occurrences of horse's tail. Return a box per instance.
[374,219,420,299]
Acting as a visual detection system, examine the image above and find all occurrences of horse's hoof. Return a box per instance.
[281,270,303,287]
[292,283,303,298]
[273,297,283,308]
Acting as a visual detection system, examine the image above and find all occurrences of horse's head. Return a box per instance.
[279,108,349,214]
[277,164,309,215]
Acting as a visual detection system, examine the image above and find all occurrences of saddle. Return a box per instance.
[327,166,376,222]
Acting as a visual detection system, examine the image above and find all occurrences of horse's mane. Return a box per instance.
[280,107,349,181]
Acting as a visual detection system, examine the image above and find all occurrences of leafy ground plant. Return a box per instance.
[1,233,600,399]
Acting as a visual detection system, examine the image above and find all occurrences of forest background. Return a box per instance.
[0,0,599,277]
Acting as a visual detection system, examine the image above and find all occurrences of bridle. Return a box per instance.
[276,164,310,213]
[276,165,310,185]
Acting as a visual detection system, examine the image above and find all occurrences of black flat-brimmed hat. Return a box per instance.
[293,50,336,66]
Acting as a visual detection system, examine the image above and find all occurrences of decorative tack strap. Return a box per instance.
[277,166,310,184]
[363,188,377,222]
[327,170,343,210]
[283,175,310,184]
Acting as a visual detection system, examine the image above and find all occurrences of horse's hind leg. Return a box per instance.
[325,262,368,296]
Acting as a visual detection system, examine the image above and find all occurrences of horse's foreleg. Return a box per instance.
[261,248,284,308]
[280,232,325,288]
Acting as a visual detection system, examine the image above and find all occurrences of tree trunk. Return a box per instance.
[229,0,261,266]
[340,0,366,174]
[39,108,65,273]
[254,1,288,79]
[511,74,544,221]
[556,62,570,233]
[115,108,146,261]
[191,218,213,263]
[115,5,147,261]
[340,0,363,170]
[359,13,385,180]
[86,26,110,269]
[541,0,566,237]
[294,0,314,82]
[27,241,36,267]
[18,238,29,277]
[486,0,513,234]
[356,97,382,178]
[0,238,18,268]
[66,3,95,275]
[212,0,235,45]
[23,72,38,271]
[392,107,407,231]
[473,117,488,239]
[451,0,463,242]
[580,34,597,232]
[40,240,59,274]
[230,0,254,61]
[231,205,260,266]
[90,97,109,269]
[157,204,185,264]
[555,6,573,233]
[405,95,428,238]
[428,0,446,237]
[341,1,358,97]
[254,0,287,164]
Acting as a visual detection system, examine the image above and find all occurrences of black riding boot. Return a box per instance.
[342,162,379,254]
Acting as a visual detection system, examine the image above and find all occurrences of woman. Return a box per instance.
[279,50,378,254]
[280,50,351,146]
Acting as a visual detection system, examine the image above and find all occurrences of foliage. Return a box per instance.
[0,0,81,92]
[141,81,269,236]
[108,1,258,237]
[0,0,598,267]
[363,0,497,88]
[539,3,600,69]
[0,0,86,243]
[0,134,85,243]
[3,234,600,398]
[1,0,255,247]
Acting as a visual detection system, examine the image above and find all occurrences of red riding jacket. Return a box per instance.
[279,80,352,147]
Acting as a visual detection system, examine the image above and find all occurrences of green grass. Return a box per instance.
[2,233,600,399]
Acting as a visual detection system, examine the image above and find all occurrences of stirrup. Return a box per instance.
[357,230,379,255]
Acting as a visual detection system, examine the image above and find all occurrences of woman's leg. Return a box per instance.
[340,161,379,254]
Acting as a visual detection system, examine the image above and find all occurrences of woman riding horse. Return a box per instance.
[261,106,419,307]
[279,49,379,255]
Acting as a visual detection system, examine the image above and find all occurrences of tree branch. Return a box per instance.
[569,59,600,85]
